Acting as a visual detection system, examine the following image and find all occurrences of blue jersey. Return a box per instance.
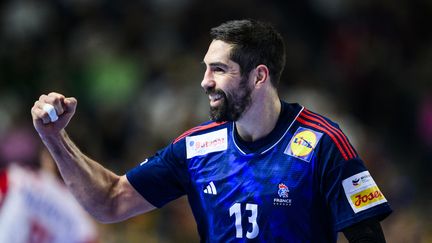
[126,102,392,242]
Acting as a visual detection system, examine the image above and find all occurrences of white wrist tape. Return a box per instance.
[42,104,58,122]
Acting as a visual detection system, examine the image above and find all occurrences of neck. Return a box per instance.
[235,90,281,142]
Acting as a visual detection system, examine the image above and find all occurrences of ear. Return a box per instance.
[254,64,270,86]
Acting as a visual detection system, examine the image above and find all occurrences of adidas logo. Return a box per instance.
[203,181,217,195]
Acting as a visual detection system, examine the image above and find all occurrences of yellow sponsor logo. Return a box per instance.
[350,186,384,208]
[290,130,317,157]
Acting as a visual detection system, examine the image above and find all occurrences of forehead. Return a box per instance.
[203,40,234,64]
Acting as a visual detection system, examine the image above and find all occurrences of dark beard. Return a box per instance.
[208,76,253,122]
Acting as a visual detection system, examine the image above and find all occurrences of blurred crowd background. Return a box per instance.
[0,0,431,242]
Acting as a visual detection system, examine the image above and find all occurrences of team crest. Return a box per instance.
[273,183,292,206]
[278,183,289,198]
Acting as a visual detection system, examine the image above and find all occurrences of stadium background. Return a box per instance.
[0,0,431,242]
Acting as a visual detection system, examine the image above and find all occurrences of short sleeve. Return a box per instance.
[318,135,392,231]
[126,142,189,208]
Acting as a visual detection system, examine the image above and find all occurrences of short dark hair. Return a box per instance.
[210,19,286,86]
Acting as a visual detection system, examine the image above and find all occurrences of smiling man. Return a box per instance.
[203,40,254,123]
[31,19,392,242]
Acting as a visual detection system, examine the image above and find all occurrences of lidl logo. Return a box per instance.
[285,127,323,162]
[291,130,316,156]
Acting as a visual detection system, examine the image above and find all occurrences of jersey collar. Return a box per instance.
[232,101,304,155]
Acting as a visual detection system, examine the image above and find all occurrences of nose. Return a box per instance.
[201,68,215,91]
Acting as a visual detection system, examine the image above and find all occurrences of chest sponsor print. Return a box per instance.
[186,128,228,159]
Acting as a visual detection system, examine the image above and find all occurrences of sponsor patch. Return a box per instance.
[285,127,323,162]
[186,128,227,159]
[342,171,387,213]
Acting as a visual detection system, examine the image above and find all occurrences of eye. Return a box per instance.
[211,66,225,73]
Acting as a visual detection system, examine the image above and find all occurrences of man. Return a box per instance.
[31,19,392,242]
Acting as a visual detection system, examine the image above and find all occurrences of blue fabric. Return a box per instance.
[126,101,392,242]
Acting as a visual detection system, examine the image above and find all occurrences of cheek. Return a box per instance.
[213,78,231,91]
[215,75,245,94]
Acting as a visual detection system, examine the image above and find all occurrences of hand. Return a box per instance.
[31,92,77,138]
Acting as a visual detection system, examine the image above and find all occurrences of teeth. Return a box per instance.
[209,93,222,101]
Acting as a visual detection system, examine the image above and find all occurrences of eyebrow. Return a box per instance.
[202,61,229,69]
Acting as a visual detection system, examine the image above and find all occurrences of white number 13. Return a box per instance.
[229,203,259,239]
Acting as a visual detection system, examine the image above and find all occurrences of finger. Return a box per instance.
[48,92,66,99]
[43,104,59,122]
[64,97,77,113]
[47,92,65,115]
[39,93,65,116]
[32,106,51,124]
[38,94,48,103]
[33,101,58,124]
[34,100,57,123]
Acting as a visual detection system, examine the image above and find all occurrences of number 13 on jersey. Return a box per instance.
[229,203,259,239]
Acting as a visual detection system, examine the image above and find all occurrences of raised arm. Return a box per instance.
[31,92,156,223]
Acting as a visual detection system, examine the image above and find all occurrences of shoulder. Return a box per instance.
[173,121,229,144]
[295,107,358,161]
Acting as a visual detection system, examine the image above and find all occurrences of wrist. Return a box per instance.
[38,129,66,143]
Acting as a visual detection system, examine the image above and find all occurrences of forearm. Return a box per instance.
[32,93,155,223]
[41,129,121,220]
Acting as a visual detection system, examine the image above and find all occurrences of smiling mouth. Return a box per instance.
[206,89,226,107]
[209,93,223,102]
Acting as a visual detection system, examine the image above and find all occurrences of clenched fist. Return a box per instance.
[31,92,77,137]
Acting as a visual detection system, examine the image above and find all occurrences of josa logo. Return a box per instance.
[351,186,385,208]
[285,127,323,162]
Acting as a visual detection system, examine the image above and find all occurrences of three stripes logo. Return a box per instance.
[203,181,217,195]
